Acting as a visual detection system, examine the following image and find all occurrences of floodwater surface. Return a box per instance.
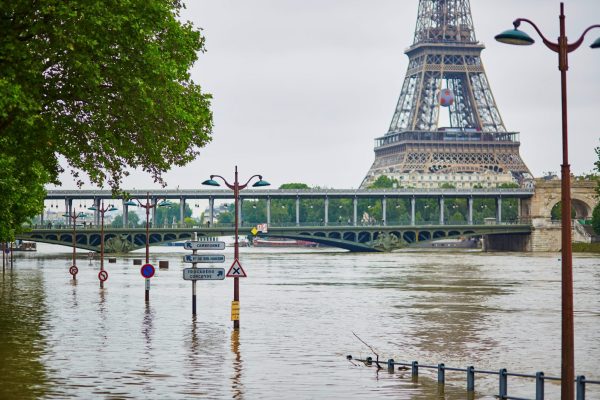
[1,245,599,399]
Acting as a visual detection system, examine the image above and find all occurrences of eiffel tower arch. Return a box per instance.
[361,0,531,189]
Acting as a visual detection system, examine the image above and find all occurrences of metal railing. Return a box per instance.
[347,355,600,400]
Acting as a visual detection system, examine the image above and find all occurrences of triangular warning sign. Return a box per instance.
[226,258,247,278]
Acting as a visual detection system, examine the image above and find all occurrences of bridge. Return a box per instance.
[17,222,532,253]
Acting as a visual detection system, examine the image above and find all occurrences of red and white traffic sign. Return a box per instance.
[140,263,155,279]
[226,259,247,278]
[98,270,109,282]
[69,266,78,276]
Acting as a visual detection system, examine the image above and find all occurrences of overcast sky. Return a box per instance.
[53,0,600,191]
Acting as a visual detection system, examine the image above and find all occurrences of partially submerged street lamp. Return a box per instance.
[203,166,270,329]
[62,210,87,280]
[495,4,599,399]
[87,201,118,288]
[125,193,172,302]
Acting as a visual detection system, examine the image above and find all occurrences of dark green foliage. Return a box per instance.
[592,204,600,235]
[0,0,212,240]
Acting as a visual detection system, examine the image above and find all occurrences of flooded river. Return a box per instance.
[1,245,599,399]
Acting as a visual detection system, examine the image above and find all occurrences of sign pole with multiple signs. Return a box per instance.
[183,234,226,315]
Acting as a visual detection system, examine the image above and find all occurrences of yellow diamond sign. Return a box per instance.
[251,227,258,235]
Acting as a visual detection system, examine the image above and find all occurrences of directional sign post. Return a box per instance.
[185,235,226,315]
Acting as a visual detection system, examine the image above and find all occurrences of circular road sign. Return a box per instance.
[69,266,79,276]
[140,263,155,279]
[98,270,109,282]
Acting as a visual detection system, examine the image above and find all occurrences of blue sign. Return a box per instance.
[140,264,155,279]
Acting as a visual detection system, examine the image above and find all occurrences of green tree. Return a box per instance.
[592,204,600,235]
[1,0,212,241]
[368,175,399,189]
[154,202,192,226]
[111,212,140,228]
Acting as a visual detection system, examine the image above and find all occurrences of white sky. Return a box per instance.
[52,0,600,191]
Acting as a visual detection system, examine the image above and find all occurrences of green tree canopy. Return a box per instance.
[0,0,213,240]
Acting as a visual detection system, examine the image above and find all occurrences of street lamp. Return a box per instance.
[62,210,86,280]
[87,201,118,288]
[125,192,172,301]
[496,5,599,399]
[203,166,269,330]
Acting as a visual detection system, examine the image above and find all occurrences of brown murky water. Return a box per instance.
[1,245,599,399]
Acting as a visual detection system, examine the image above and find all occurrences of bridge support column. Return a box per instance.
[439,197,444,225]
[468,197,473,225]
[382,197,387,226]
[65,198,72,226]
[411,197,416,226]
[209,197,214,226]
[122,199,129,227]
[496,197,502,223]
[94,197,101,226]
[266,197,271,225]
[239,199,243,226]
[324,197,329,226]
[152,197,157,227]
[353,197,358,226]
[180,197,185,227]
[295,197,300,226]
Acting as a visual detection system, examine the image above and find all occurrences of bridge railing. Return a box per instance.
[348,355,600,400]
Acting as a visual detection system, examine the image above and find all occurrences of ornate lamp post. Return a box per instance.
[203,166,270,329]
[87,201,117,288]
[495,5,599,399]
[62,210,86,280]
[125,192,172,301]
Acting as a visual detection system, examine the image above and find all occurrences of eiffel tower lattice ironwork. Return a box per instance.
[361,0,531,188]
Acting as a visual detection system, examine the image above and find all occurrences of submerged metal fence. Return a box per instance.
[347,355,600,400]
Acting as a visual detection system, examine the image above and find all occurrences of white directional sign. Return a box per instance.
[183,254,225,263]
[183,268,225,281]
[183,241,225,250]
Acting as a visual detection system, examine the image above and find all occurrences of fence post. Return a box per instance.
[535,372,544,400]
[387,359,394,373]
[576,375,585,400]
[467,366,475,393]
[411,361,418,380]
[437,363,445,385]
[499,368,507,399]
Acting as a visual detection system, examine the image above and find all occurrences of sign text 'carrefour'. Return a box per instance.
[183,241,225,250]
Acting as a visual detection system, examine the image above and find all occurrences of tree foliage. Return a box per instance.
[0,0,212,240]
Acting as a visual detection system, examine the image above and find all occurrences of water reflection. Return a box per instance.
[0,269,49,399]
[230,330,244,400]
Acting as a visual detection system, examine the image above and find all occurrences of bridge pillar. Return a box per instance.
[152,197,157,227]
[411,197,416,226]
[439,197,444,225]
[266,197,271,225]
[468,197,473,225]
[353,197,358,226]
[209,197,214,225]
[496,197,502,223]
[180,197,185,226]
[324,197,329,226]
[122,199,129,227]
[65,198,72,226]
[295,197,300,226]
[94,197,101,226]
[382,197,387,226]
[239,198,243,226]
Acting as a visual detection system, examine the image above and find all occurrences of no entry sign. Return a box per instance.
[98,270,108,282]
[140,264,155,279]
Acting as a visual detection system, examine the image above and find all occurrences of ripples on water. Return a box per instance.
[0,245,599,399]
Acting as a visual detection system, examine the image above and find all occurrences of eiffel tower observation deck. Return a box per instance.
[361,0,531,189]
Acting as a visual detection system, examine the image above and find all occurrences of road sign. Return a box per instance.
[250,227,258,235]
[231,301,240,321]
[183,254,225,263]
[182,268,225,281]
[98,270,108,282]
[140,263,155,278]
[226,259,247,278]
[257,223,268,233]
[183,241,225,250]
[69,266,78,276]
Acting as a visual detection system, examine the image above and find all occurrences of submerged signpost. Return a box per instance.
[183,235,226,315]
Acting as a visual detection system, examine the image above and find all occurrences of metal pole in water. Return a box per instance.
[192,232,197,315]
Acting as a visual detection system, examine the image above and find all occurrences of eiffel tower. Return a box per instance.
[361,0,531,189]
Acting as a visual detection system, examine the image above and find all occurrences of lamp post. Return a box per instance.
[63,210,86,280]
[125,192,172,301]
[87,201,117,289]
[495,5,599,399]
[203,166,270,330]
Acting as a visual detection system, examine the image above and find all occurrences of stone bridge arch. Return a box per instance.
[523,178,597,220]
